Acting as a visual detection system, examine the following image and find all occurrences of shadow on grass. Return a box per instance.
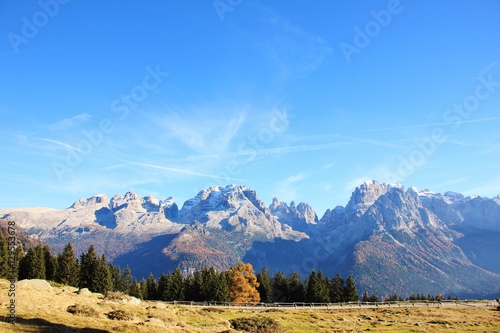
[12,316,110,332]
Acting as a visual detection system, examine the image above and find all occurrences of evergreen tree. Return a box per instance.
[362,291,379,302]
[157,273,169,301]
[184,272,198,301]
[288,271,305,302]
[146,273,158,300]
[19,246,45,280]
[140,278,147,300]
[169,268,185,301]
[55,243,79,287]
[216,270,230,302]
[329,273,344,303]
[128,278,142,299]
[108,263,123,292]
[42,245,57,281]
[201,267,229,302]
[305,270,329,303]
[91,254,112,294]
[12,245,24,281]
[79,245,97,289]
[0,232,9,279]
[362,291,369,302]
[121,265,133,294]
[343,275,359,302]
[227,262,260,304]
[191,270,204,301]
[256,266,273,303]
[272,271,289,302]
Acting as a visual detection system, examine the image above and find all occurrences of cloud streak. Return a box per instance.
[48,113,91,131]
[128,161,247,182]
[40,138,80,151]
[357,116,500,134]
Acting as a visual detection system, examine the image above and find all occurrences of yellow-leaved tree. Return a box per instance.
[227,262,260,304]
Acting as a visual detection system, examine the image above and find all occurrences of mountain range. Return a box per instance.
[2,180,500,298]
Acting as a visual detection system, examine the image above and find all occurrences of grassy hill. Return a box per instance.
[0,279,498,332]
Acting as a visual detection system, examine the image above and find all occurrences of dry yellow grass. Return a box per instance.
[0,279,499,332]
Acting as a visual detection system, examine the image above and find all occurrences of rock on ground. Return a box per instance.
[16,279,52,291]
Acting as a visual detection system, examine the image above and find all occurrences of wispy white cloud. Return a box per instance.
[234,3,332,81]
[276,172,307,202]
[40,138,80,151]
[156,107,246,153]
[462,178,500,198]
[128,161,247,182]
[432,177,470,190]
[48,113,91,131]
[358,116,500,134]
[345,176,372,192]
[161,141,351,163]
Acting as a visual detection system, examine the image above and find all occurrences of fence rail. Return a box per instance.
[152,299,498,309]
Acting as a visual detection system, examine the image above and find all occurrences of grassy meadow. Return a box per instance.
[0,279,499,332]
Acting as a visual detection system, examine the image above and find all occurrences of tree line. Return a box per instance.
[0,233,360,303]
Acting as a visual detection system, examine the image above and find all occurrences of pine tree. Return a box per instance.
[216,271,230,302]
[227,262,260,304]
[305,270,329,303]
[343,275,359,302]
[55,243,79,287]
[256,266,273,303]
[201,267,230,303]
[169,268,185,301]
[146,273,158,300]
[140,278,147,300]
[272,271,289,302]
[288,271,305,302]
[108,263,123,292]
[91,254,112,294]
[329,273,344,303]
[121,265,133,294]
[190,270,204,301]
[128,278,142,299]
[0,232,9,278]
[79,245,97,289]
[157,273,169,301]
[12,245,24,281]
[42,245,57,281]
[184,272,197,301]
[19,246,45,280]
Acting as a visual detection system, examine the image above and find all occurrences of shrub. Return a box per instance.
[106,309,133,321]
[229,316,285,333]
[105,291,127,301]
[67,304,99,317]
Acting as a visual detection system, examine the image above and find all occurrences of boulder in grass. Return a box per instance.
[16,279,52,291]
[77,288,92,296]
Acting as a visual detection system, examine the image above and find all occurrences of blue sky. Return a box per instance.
[1,0,499,215]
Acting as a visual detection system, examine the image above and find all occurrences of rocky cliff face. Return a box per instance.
[269,198,318,232]
[178,185,307,241]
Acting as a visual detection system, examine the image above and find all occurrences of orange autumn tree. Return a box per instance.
[227,262,260,304]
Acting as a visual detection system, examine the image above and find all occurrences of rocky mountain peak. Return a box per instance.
[269,198,318,232]
[345,180,400,216]
[71,194,109,209]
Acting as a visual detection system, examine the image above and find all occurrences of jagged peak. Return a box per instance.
[70,194,109,209]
